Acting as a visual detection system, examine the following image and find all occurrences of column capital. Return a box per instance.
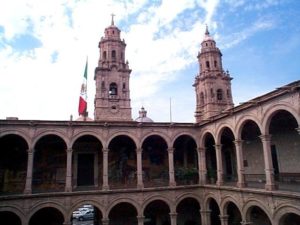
[66,148,73,153]
[296,127,300,135]
[233,139,243,145]
[197,147,205,152]
[214,144,222,150]
[259,134,272,142]
[27,148,34,154]
[103,148,109,153]
[136,148,143,153]
[168,147,175,153]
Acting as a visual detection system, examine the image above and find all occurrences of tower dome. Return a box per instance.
[135,107,153,123]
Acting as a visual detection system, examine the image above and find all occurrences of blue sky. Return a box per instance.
[0,0,299,122]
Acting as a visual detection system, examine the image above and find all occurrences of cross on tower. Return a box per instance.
[111,13,115,25]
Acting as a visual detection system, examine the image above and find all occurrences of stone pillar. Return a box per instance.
[170,212,177,225]
[102,218,109,225]
[215,144,224,186]
[63,222,72,225]
[240,221,252,225]
[24,148,34,194]
[137,216,145,225]
[234,140,246,188]
[102,148,109,190]
[219,215,229,225]
[198,147,207,184]
[136,148,144,189]
[65,148,73,192]
[200,210,211,225]
[168,148,176,186]
[259,135,276,190]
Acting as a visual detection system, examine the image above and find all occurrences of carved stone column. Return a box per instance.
[102,148,109,190]
[234,140,246,188]
[168,148,176,186]
[200,210,211,225]
[170,212,177,225]
[259,135,276,190]
[136,148,144,189]
[137,216,145,225]
[215,144,224,186]
[102,218,109,225]
[219,215,229,225]
[198,147,206,184]
[65,148,73,192]
[24,148,34,194]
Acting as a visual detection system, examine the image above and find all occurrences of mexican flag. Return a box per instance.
[78,60,88,116]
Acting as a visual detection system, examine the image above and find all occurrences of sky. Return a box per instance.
[0,0,299,123]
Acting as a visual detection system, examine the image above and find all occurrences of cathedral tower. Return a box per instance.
[194,26,234,123]
[94,16,132,121]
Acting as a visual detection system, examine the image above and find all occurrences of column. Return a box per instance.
[215,144,224,186]
[102,148,109,190]
[240,221,252,225]
[200,210,211,225]
[168,148,176,186]
[137,216,145,225]
[198,147,206,184]
[63,222,72,225]
[169,212,177,225]
[259,135,276,190]
[296,127,300,135]
[234,140,246,188]
[136,148,144,189]
[24,148,34,194]
[219,215,229,225]
[102,218,109,225]
[65,148,73,192]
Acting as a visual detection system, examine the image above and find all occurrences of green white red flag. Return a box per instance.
[78,59,88,116]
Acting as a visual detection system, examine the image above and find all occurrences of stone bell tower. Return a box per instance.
[94,16,132,121]
[194,26,234,123]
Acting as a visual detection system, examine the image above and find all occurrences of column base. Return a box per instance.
[237,182,246,188]
[65,186,72,192]
[102,185,109,191]
[169,181,176,187]
[137,183,144,189]
[216,180,224,186]
[24,188,32,194]
[265,183,277,191]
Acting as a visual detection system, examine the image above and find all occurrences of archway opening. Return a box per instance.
[108,135,136,189]
[0,134,28,194]
[220,128,237,184]
[73,135,102,190]
[29,207,64,225]
[71,204,102,225]
[247,206,271,225]
[241,120,263,188]
[269,110,299,191]
[109,202,137,225]
[226,202,241,225]
[142,135,168,187]
[204,133,217,184]
[176,197,201,225]
[279,213,300,225]
[144,200,170,225]
[33,135,67,193]
[209,198,220,225]
[174,135,198,185]
[0,211,22,225]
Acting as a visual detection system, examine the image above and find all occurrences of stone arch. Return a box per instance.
[107,133,138,150]
[106,198,140,217]
[70,131,103,149]
[28,201,67,223]
[220,196,241,215]
[141,132,171,148]
[216,125,236,144]
[143,195,173,212]
[200,130,216,148]
[203,193,219,210]
[273,205,300,225]
[0,130,31,148]
[0,206,25,224]
[176,196,201,225]
[28,206,65,225]
[242,199,272,222]
[175,192,202,209]
[262,105,300,134]
[32,131,68,150]
[69,199,105,220]
[143,197,172,225]
[171,132,198,148]
[236,116,262,140]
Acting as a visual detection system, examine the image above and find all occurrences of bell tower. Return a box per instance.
[94,16,132,121]
[194,26,234,123]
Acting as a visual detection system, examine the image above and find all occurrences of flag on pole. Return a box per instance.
[78,59,88,116]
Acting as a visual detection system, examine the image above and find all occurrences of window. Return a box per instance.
[122,83,126,89]
[214,60,217,67]
[101,81,105,89]
[227,89,231,98]
[103,51,107,60]
[109,83,117,95]
[200,92,204,105]
[210,88,214,98]
[217,89,223,100]
[112,50,116,60]
[206,61,210,68]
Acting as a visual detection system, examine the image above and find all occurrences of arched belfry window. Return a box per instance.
[109,83,118,95]
[103,51,107,60]
[206,61,210,68]
[112,50,116,61]
[217,89,223,100]
[200,92,204,105]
